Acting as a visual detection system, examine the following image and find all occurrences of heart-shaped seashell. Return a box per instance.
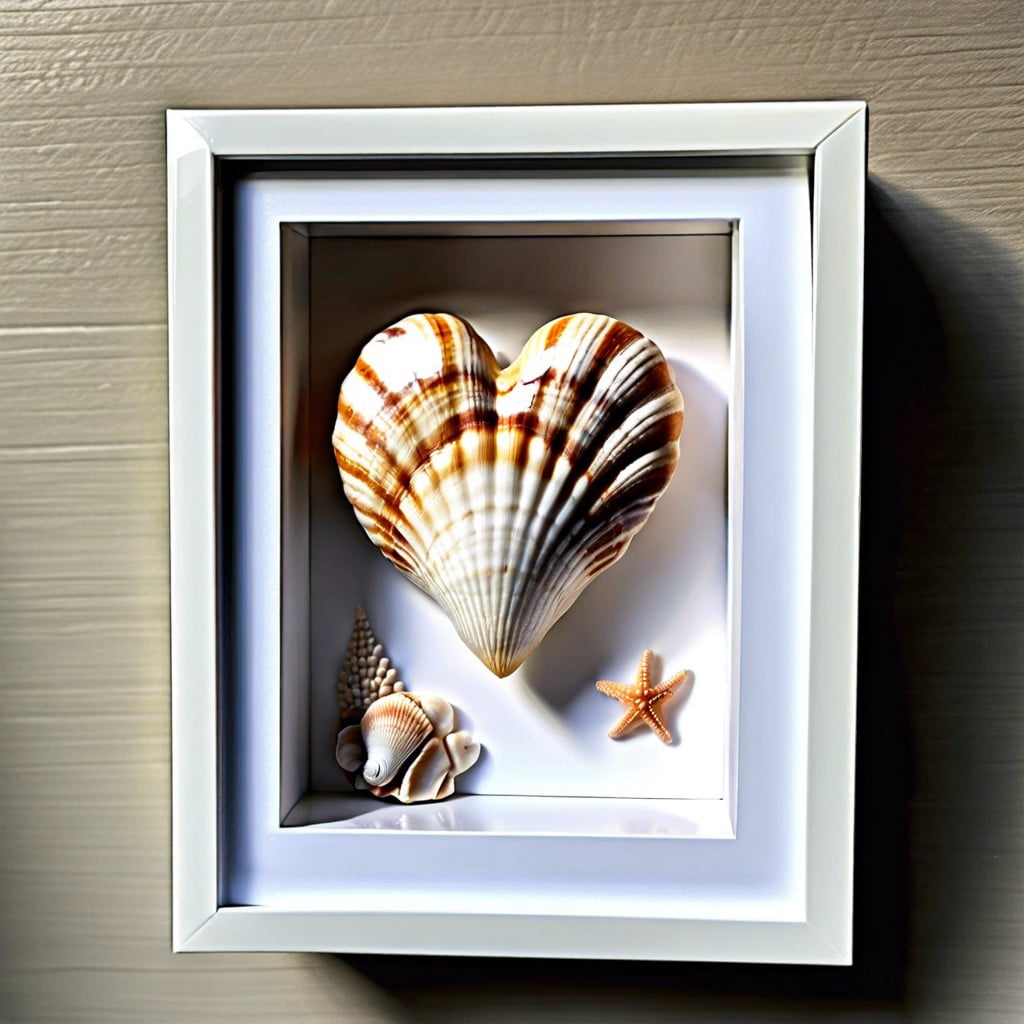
[333,312,683,676]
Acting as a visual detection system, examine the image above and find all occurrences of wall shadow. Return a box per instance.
[315,178,1024,1019]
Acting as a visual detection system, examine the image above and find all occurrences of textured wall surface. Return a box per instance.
[1,1,1022,1021]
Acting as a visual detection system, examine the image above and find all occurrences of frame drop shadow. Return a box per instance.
[311,179,1024,1017]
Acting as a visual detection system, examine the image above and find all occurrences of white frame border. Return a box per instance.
[168,102,865,962]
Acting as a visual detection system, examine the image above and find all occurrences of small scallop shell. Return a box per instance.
[360,692,433,787]
[335,692,482,803]
[333,312,683,677]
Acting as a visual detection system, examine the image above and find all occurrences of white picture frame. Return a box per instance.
[168,102,865,962]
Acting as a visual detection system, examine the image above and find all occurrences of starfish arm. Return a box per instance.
[641,704,674,744]
[607,707,641,737]
[637,648,653,688]
[596,679,635,702]
[653,670,689,695]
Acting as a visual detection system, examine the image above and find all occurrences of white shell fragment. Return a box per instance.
[336,605,405,720]
[335,692,480,803]
[333,312,684,677]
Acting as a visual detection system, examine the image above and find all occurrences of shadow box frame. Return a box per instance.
[167,102,865,962]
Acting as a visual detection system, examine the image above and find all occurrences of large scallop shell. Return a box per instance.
[333,312,683,677]
[360,692,434,786]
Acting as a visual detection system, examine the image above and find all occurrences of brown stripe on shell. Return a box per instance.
[490,322,682,606]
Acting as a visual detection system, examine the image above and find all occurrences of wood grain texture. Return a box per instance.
[0,0,1021,1020]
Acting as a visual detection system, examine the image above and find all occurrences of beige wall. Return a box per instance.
[1,1,1022,1020]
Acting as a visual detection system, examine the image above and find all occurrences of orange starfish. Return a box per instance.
[595,649,688,744]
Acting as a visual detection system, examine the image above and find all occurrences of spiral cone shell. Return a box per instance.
[336,605,405,720]
[359,693,434,787]
[333,312,684,676]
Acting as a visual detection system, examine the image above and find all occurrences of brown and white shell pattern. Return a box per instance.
[337,604,405,721]
[332,312,684,678]
[335,691,480,803]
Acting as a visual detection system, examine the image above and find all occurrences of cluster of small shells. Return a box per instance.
[336,691,480,803]
[337,605,404,720]
[334,606,480,802]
